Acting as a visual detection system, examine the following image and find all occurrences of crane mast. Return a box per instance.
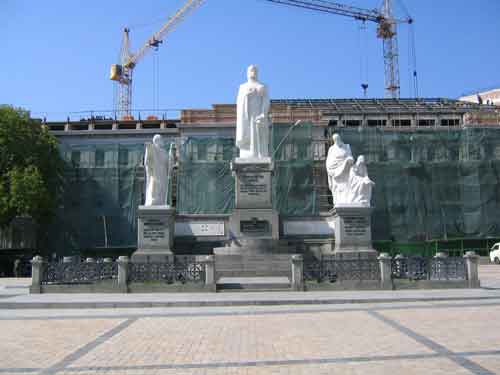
[110,0,205,118]
[264,0,412,98]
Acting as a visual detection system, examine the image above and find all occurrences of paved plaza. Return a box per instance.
[0,265,499,374]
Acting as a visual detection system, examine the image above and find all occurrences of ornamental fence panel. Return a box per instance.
[42,261,118,285]
[304,257,380,283]
[128,256,204,284]
[391,256,466,281]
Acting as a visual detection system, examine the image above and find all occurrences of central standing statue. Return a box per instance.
[236,65,271,159]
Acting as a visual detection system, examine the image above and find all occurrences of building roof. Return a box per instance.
[268,98,493,114]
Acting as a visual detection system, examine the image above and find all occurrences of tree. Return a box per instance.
[0,105,62,230]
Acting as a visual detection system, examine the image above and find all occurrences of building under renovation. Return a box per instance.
[27,97,500,259]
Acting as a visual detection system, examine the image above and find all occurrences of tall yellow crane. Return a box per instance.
[110,0,205,118]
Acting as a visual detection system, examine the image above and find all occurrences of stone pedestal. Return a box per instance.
[215,158,279,255]
[332,204,377,258]
[132,205,175,263]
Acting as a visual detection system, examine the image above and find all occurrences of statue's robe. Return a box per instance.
[144,142,169,206]
[326,143,354,205]
[236,81,270,159]
[348,161,374,207]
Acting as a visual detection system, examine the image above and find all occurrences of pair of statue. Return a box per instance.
[326,134,374,207]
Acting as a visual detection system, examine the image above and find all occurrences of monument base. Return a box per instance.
[332,204,377,258]
[132,205,175,263]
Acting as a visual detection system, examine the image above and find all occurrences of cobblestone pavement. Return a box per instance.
[0,265,499,374]
[1,298,500,374]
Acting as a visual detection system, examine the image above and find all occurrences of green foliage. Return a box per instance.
[0,105,62,228]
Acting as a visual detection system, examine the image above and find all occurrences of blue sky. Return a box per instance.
[1,0,499,119]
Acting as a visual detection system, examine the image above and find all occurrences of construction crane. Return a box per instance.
[110,0,205,118]
[263,0,414,98]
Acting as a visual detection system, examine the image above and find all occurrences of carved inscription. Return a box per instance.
[343,216,368,237]
[143,219,166,242]
[239,174,268,196]
[241,220,269,234]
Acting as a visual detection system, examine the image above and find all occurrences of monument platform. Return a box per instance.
[132,205,175,263]
[332,204,377,258]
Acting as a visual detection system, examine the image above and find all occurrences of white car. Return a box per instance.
[490,243,500,264]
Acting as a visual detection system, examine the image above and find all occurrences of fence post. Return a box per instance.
[291,255,304,291]
[463,251,480,288]
[378,253,392,290]
[117,256,129,293]
[30,256,44,294]
[199,255,216,292]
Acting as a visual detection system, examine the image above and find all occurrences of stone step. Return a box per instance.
[216,277,291,292]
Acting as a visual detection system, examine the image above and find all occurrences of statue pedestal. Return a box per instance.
[132,205,175,263]
[215,158,279,255]
[332,204,377,258]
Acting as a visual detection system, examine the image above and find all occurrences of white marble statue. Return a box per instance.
[348,155,375,207]
[236,65,271,159]
[326,134,375,207]
[144,134,169,206]
[326,134,355,206]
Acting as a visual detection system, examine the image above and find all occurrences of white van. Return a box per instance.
[490,243,500,264]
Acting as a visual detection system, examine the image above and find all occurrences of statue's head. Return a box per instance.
[356,155,367,176]
[152,134,163,148]
[332,134,343,146]
[247,65,258,81]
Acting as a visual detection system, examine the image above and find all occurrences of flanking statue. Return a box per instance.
[326,134,374,207]
[236,65,271,159]
[144,134,171,206]
[348,155,375,206]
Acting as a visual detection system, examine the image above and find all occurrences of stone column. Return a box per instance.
[464,251,480,288]
[291,255,304,291]
[201,255,216,292]
[117,256,130,293]
[30,256,45,294]
[378,252,393,290]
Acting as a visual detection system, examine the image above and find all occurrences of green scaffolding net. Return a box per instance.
[48,141,171,255]
[45,126,500,254]
[175,122,316,216]
[332,127,500,242]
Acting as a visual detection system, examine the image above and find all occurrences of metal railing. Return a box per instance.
[304,257,380,283]
[42,261,118,285]
[391,255,466,281]
[128,257,204,284]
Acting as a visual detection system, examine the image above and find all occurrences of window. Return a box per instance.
[197,143,207,160]
[392,119,411,127]
[441,118,460,126]
[418,119,435,127]
[71,151,81,167]
[95,150,105,167]
[222,143,234,161]
[367,119,387,127]
[119,149,129,166]
[344,120,361,127]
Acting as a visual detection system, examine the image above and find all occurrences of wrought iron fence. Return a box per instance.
[304,257,380,283]
[391,256,466,281]
[42,261,118,285]
[128,257,204,284]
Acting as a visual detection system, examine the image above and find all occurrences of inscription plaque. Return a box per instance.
[143,219,167,242]
[174,222,225,237]
[240,219,270,234]
[236,172,272,208]
[343,216,369,237]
